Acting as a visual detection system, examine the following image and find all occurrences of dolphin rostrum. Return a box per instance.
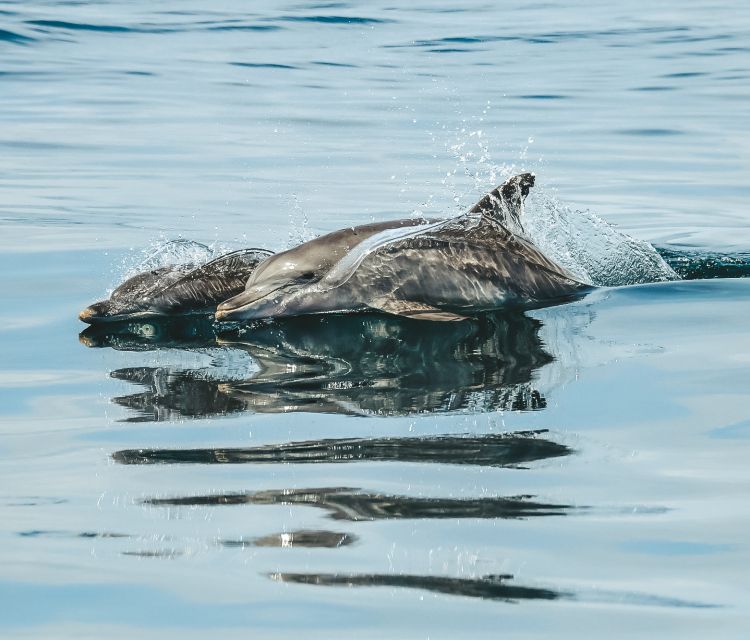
[216,173,589,322]
[79,248,272,324]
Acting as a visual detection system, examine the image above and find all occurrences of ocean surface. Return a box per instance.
[1,1,750,638]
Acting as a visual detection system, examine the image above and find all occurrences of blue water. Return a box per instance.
[1,1,750,638]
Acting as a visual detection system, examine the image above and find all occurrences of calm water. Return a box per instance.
[1,1,750,638]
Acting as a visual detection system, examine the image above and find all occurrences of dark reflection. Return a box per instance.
[113,430,572,467]
[222,530,356,549]
[145,487,575,521]
[82,311,554,419]
[1,496,67,507]
[111,367,246,422]
[220,312,550,416]
[270,572,715,608]
[17,530,130,539]
[80,316,217,351]
[271,572,564,603]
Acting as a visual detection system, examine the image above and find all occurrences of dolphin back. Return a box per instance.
[156,248,273,313]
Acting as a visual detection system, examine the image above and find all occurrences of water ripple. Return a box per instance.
[0,27,34,44]
[273,15,393,25]
[26,19,150,33]
[230,62,298,70]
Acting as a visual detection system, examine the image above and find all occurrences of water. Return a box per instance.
[1,1,750,637]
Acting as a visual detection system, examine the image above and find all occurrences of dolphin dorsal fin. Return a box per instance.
[468,172,535,232]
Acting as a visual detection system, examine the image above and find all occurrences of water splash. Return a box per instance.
[439,117,677,286]
[286,194,317,249]
[117,238,236,285]
[522,191,678,287]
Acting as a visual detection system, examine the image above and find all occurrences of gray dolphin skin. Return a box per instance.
[216,173,589,322]
[79,248,272,324]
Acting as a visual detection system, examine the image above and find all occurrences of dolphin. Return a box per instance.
[216,173,589,322]
[79,248,272,324]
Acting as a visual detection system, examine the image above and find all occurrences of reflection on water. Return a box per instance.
[145,487,574,521]
[222,530,357,549]
[74,303,695,613]
[17,527,355,549]
[122,550,183,559]
[273,572,564,603]
[110,367,247,422]
[83,311,553,419]
[18,530,130,540]
[113,430,571,467]
[79,317,217,351]
[219,312,551,415]
[271,572,715,609]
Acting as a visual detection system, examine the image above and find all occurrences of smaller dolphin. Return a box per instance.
[79,248,272,324]
[216,174,589,322]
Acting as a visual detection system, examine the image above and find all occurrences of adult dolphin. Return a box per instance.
[216,173,589,322]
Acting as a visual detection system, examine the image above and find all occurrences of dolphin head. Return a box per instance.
[215,218,438,322]
[215,245,333,321]
[78,300,109,323]
[78,267,189,324]
[79,270,163,323]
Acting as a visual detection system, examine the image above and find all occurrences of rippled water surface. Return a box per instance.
[1,1,750,638]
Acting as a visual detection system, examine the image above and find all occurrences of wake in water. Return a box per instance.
[520,189,750,283]
[520,186,749,284]
[656,248,750,280]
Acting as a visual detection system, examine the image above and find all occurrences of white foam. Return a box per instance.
[521,191,678,287]
[116,239,236,288]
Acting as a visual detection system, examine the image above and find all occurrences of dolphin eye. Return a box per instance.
[299,271,315,281]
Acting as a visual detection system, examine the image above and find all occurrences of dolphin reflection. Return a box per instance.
[222,530,356,549]
[271,572,563,603]
[270,572,715,609]
[113,430,572,467]
[83,311,554,419]
[110,367,247,422]
[218,312,551,415]
[144,487,575,521]
[79,316,217,351]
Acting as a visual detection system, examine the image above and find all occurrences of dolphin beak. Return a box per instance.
[216,292,252,321]
[216,287,281,321]
[79,304,100,324]
[79,300,124,324]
